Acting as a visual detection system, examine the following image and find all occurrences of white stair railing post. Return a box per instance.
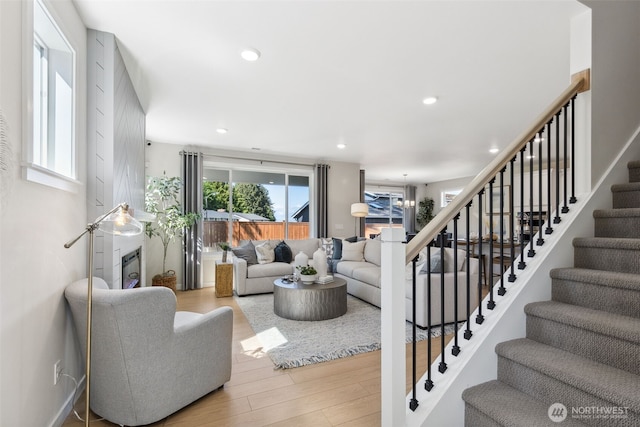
[381,227,407,426]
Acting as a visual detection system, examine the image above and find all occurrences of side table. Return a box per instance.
[215,261,233,297]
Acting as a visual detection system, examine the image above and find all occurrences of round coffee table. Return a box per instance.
[273,277,347,321]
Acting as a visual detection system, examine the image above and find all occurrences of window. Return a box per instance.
[202,167,311,249]
[363,190,405,238]
[26,0,77,188]
[441,188,463,207]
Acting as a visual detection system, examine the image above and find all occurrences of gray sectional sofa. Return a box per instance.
[231,237,480,326]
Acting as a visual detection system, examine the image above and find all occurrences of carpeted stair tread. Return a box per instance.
[593,207,640,218]
[550,268,640,318]
[611,182,640,193]
[629,160,640,182]
[593,208,640,238]
[496,338,640,413]
[525,300,640,344]
[550,267,640,292]
[611,182,640,208]
[574,237,640,274]
[573,237,640,250]
[462,380,588,427]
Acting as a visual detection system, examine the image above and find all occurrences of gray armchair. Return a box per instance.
[65,278,233,426]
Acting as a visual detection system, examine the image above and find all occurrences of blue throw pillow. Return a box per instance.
[420,249,445,274]
[274,241,293,263]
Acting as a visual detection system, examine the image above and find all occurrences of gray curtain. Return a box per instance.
[404,184,417,233]
[315,164,330,237]
[181,151,203,290]
[359,169,366,237]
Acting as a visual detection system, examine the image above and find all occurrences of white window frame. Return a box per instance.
[22,0,80,192]
[441,188,463,208]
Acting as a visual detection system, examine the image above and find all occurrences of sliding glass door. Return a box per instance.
[363,189,407,237]
[202,167,310,250]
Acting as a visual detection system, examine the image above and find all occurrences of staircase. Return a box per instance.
[462,160,640,427]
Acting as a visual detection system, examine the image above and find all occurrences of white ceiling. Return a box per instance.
[72,0,587,185]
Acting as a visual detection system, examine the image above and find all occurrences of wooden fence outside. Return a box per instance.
[203,221,310,247]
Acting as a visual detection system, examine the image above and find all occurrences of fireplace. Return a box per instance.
[122,248,141,289]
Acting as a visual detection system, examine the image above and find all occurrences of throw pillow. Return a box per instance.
[332,237,343,260]
[344,235,358,243]
[341,239,366,262]
[231,241,258,266]
[274,241,293,263]
[321,238,334,259]
[419,249,446,274]
[255,241,276,264]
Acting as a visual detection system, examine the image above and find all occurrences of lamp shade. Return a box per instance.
[97,205,144,236]
[351,202,369,217]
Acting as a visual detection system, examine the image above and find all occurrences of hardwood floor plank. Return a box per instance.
[264,410,333,427]
[321,394,381,425]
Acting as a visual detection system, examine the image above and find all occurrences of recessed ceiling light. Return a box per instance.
[251,147,261,151]
[241,48,261,61]
[489,148,499,154]
[216,128,228,134]
[337,143,346,149]
[423,96,438,105]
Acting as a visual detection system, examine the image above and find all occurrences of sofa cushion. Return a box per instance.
[336,260,370,277]
[352,266,381,287]
[286,239,319,259]
[255,241,276,264]
[247,262,293,279]
[232,241,258,266]
[341,240,366,261]
[274,241,293,263]
[364,238,381,266]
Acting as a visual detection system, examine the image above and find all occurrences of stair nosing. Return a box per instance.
[551,267,640,291]
[525,300,640,343]
[496,338,640,411]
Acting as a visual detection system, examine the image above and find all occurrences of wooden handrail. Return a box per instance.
[405,71,589,264]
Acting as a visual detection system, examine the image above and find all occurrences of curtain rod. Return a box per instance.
[196,152,318,168]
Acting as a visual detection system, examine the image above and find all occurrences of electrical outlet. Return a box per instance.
[53,360,62,385]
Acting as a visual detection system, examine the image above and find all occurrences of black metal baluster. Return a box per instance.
[570,95,577,204]
[545,118,554,235]
[452,214,461,356]
[528,140,536,258]
[554,110,561,224]
[498,167,507,296]
[518,148,527,270]
[410,256,419,411]
[562,103,569,214]
[425,246,433,391]
[487,178,496,310]
[537,129,545,246]
[476,192,485,325]
[464,202,473,340]
[508,158,517,282]
[438,230,447,374]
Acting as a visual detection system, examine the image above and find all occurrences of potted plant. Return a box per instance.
[145,173,200,290]
[417,196,435,229]
[296,265,317,284]
[218,241,231,263]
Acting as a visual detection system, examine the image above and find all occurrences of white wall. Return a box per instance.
[0,1,88,426]
[582,1,640,185]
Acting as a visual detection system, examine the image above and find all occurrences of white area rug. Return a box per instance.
[235,293,456,369]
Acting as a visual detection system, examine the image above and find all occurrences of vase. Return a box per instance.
[313,247,328,279]
[222,250,228,263]
[294,251,309,269]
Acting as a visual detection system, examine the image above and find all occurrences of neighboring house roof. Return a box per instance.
[203,210,270,221]
[292,202,309,221]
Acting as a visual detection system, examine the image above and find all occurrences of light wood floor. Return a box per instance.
[63,287,462,427]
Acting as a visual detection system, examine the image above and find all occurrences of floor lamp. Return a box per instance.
[64,203,143,426]
[351,202,369,236]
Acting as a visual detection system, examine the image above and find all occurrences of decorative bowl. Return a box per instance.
[300,274,316,284]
